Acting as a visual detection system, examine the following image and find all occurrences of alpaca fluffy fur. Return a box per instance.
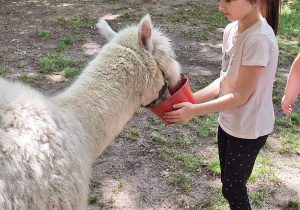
[0,15,181,209]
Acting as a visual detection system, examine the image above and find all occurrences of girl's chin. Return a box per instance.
[226,17,236,23]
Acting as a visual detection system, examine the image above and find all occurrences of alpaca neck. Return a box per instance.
[52,53,147,162]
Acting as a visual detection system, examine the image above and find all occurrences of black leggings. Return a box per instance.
[217,125,268,210]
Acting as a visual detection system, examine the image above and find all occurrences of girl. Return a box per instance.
[281,53,300,114]
[164,0,281,209]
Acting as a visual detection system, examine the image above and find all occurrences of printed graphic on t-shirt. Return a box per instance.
[219,51,234,96]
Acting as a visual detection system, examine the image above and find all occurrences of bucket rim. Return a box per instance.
[149,75,188,110]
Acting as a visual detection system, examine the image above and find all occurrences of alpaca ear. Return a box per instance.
[138,14,154,53]
[96,18,116,42]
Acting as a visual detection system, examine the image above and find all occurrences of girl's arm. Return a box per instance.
[281,53,300,114]
[164,65,263,123]
[193,78,220,103]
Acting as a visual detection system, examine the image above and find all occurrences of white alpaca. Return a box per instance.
[0,15,181,209]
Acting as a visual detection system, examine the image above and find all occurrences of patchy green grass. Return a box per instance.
[62,68,81,79]
[156,147,203,172]
[206,11,228,30]
[150,134,166,144]
[169,171,194,194]
[201,187,228,209]
[207,154,273,183]
[0,66,8,75]
[92,178,104,186]
[248,189,268,209]
[248,155,272,182]
[116,10,154,23]
[17,61,27,68]
[53,15,96,30]
[88,195,98,204]
[127,129,140,140]
[107,196,116,204]
[288,199,300,208]
[207,155,220,176]
[277,0,300,66]
[274,114,300,154]
[39,54,76,73]
[3,46,11,53]
[273,73,286,108]
[20,74,41,83]
[55,37,72,52]
[35,28,50,39]
[58,57,76,68]
[39,56,57,73]
[197,114,218,138]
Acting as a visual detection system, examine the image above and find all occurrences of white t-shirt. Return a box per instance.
[218,18,279,139]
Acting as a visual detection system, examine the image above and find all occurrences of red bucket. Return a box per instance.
[149,74,196,124]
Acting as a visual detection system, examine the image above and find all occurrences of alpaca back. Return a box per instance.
[0,78,91,210]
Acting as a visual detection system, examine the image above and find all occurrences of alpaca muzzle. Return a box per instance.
[143,81,169,109]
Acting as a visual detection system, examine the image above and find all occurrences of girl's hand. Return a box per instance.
[281,95,292,114]
[164,102,195,123]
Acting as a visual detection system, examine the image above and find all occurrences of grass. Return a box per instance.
[112,178,123,192]
[35,28,50,39]
[196,32,209,40]
[88,195,98,204]
[201,187,228,209]
[127,129,140,140]
[156,147,203,172]
[206,11,228,30]
[149,114,166,127]
[170,3,228,29]
[62,68,81,79]
[277,0,300,65]
[39,56,56,72]
[17,61,27,68]
[201,186,273,209]
[58,57,76,68]
[197,114,218,138]
[20,74,41,83]
[207,154,273,182]
[248,155,272,182]
[55,37,71,52]
[168,3,228,41]
[150,134,166,143]
[248,189,268,209]
[39,54,76,73]
[116,10,154,22]
[92,178,104,186]
[288,199,300,208]
[273,73,286,107]
[107,197,116,204]
[0,66,8,75]
[196,77,211,87]
[169,171,194,194]
[274,114,300,154]
[3,46,11,53]
[89,176,124,206]
[207,155,221,176]
[53,15,96,30]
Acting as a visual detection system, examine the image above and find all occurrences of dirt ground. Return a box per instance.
[0,0,299,209]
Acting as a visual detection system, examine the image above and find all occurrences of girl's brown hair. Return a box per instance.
[259,0,281,35]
